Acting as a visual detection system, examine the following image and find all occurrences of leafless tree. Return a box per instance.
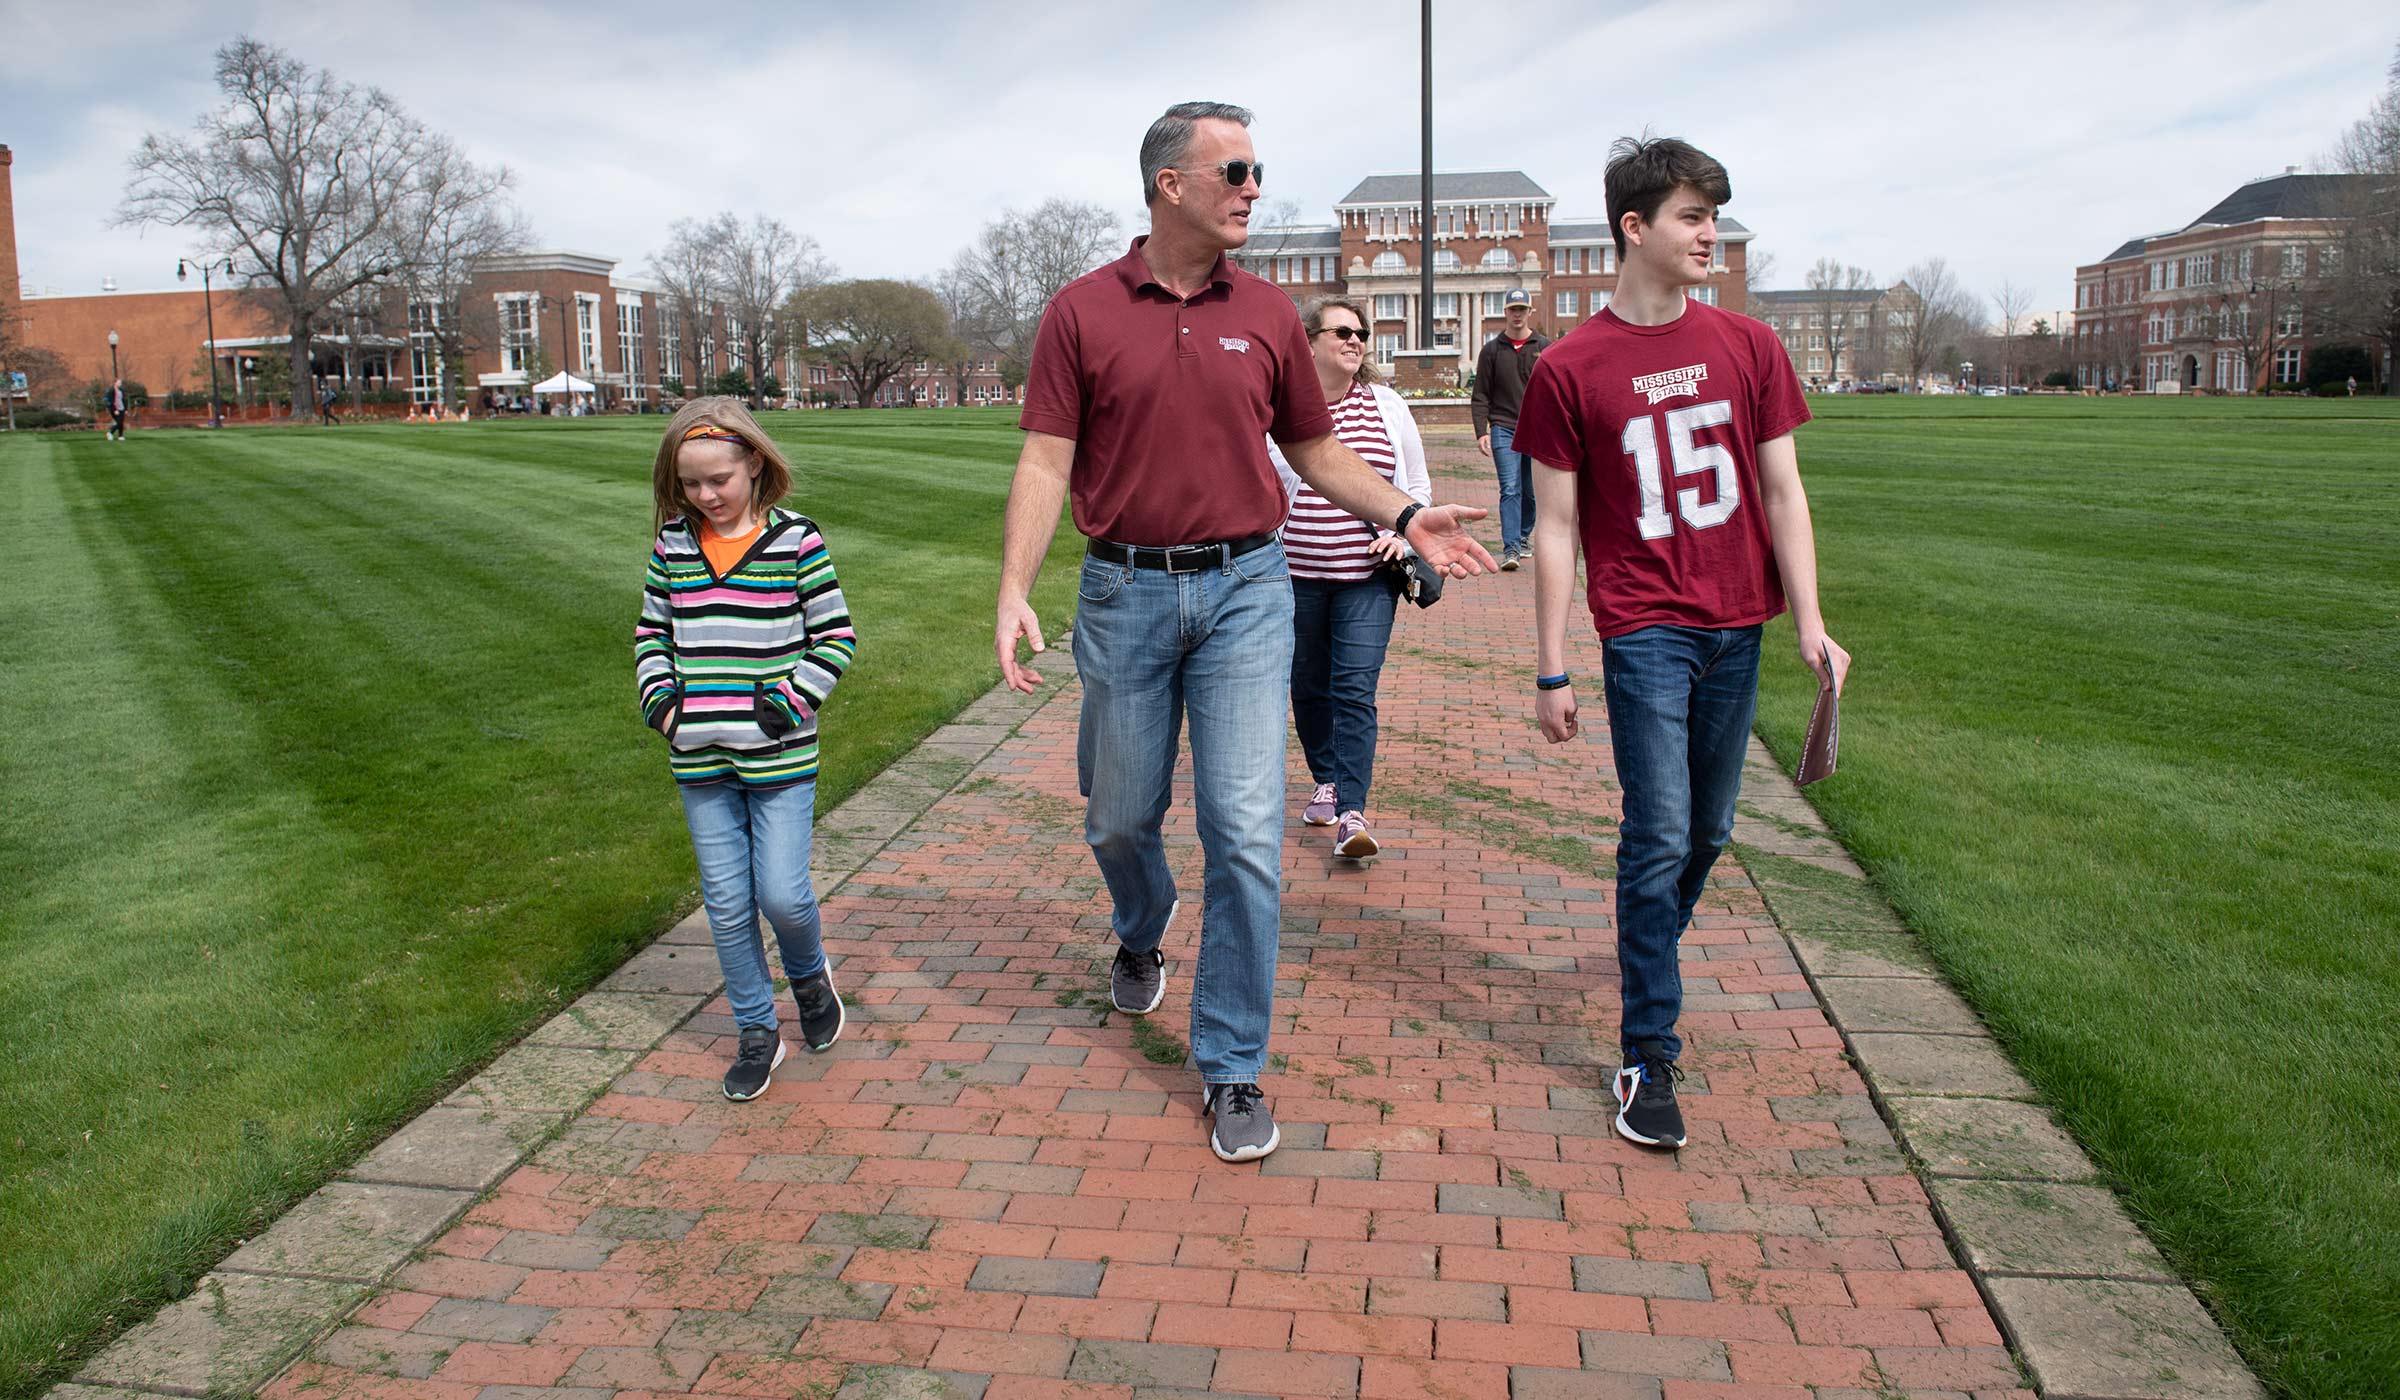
[1805,258,1875,382]
[2324,44,2399,390]
[118,38,453,418]
[1892,258,1974,389]
[949,198,1121,389]
[649,215,729,393]
[717,215,832,404]
[378,137,528,411]
[930,265,995,406]
[1992,280,2035,387]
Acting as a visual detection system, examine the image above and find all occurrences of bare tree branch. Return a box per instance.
[119,37,450,415]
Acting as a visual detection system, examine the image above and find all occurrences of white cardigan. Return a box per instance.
[1267,381,1433,520]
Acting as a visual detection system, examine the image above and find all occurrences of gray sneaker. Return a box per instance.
[1109,900,1175,1014]
[1205,1082,1280,1162]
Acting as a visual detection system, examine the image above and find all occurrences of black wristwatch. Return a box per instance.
[1393,502,1423,540]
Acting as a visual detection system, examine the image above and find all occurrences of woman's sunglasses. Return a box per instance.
[1316,325,1370,343]
[1192,159,1264,190]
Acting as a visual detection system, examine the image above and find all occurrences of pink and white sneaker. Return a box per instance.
[1303,782,1338,826]
[1335,811,1379,858]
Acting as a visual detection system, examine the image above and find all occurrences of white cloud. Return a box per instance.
[4,0,2392,316]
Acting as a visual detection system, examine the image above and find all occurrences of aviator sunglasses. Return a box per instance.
[1316,325,1370,343]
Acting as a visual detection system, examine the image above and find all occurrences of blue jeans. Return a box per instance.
[1072,540,1292,1085]
[1491,422,1537,552]
[1600,624,1762,1062]
[679,779,826,1032]
[1290,577,1397,814]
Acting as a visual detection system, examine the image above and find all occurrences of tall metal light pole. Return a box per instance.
[1417,0,1434,357]
[178,258,233,428]
[107,329,119,381]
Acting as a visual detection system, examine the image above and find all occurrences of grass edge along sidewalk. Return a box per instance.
[1727,748,2264,1400]
[44,677,1059,1400]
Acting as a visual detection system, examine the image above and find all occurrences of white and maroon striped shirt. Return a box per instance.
[1284,384,1398,581]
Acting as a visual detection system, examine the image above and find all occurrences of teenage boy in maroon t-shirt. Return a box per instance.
[1513,136,1851,1150]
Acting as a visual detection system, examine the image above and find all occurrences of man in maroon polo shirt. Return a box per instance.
[994,101,1494,1162]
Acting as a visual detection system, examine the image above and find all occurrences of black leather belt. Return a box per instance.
[1087,533,1277,573]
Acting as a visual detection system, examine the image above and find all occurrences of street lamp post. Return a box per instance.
[178,258,234,428]
[108,329,120,381]
[1959,360,1973,394]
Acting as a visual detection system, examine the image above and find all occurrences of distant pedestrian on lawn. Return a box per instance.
[995,100,1495,1164]
[1515,136,1850,1151]
[635,397,859,1102]
[1473,288,1549,569]
[104,379,128,441]
[319,382,339,427]
[1270,295,1430,861]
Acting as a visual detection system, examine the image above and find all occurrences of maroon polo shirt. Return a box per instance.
[1020,237,1334,546]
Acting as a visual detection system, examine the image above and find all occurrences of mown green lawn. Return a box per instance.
[1747,394,2400,1400]
[0,408,1068,1398]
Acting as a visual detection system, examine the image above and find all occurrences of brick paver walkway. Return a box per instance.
[265,440,2028,1400]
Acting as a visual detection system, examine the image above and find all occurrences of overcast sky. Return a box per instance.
[4,0,2392,320]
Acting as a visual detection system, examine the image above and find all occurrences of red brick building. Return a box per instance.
[2073,171,2364,392]
[1232,169,1753,384]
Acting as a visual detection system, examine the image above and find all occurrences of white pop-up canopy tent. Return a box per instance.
[530,371,597,396]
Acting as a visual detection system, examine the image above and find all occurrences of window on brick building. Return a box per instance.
[498,295,535,374]
[1375,294,1404,320]
[1372,251,1404,273]
[1434,292,1458,319]
[1433,249,1461,272]
[1482,291,1507,316]
[1375,333,1399,361]
[1481,249,1512,271]
[616,300,644,392]
[1693,286,1717,306]
[2274,347,2301,382]
[1555,291,1576,316]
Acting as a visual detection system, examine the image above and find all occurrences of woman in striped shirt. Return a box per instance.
[1271,297,1432,858]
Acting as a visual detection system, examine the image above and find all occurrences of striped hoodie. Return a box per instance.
[634,507,857,788]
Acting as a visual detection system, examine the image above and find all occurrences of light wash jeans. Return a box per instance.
[1072,540,1293,1085]
[1600,624,1763,1062]
[679,778,826,1033]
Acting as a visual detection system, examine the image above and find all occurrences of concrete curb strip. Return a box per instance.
[51,660,1068,1400]
[1734,735,2266,1400]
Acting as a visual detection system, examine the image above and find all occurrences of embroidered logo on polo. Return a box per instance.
[1219,336,1251,354]
[1631,363,1708,404]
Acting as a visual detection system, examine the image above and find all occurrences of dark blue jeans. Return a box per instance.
[1491,422,1537,552]
[1289,577,1398,814]
[1601,623,1763,1062]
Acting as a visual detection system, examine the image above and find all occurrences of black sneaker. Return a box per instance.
[1204,1082,1281,1162]
[1111,945,1166,1014]
[792,964,845,1052]
[1614,1040,1686,1149]
[723,1025,787,1101]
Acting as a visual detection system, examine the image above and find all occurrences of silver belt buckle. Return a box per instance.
[1166,544,1209,574]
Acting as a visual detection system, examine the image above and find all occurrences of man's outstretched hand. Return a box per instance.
[1402,504,1499,577]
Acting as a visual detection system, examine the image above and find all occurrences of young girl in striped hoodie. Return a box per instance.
[635,398,858,1100]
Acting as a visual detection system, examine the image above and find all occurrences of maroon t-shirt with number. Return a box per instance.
[1510,300,1811,639]
[1020,238,1334,546]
